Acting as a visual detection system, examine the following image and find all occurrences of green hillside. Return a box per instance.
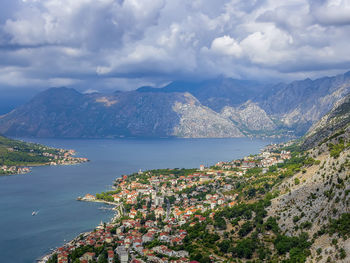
[0,135,86,175]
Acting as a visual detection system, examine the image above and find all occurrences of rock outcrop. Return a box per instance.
[221,100,276,132]
[172,93,243,138]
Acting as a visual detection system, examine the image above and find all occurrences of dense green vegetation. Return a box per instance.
[96,190,121,202]
[0,135,60,167]
[0,151,52,166]
[274,232,311,262]
[328,139,349,158]
[328,213,350,238]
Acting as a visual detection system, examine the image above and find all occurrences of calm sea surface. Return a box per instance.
[0,138,272,263]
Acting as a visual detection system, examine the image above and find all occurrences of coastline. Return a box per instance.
[36,231,92,263]
[38,199,120,263]
[0,158,89,176]
[1,137,270,263]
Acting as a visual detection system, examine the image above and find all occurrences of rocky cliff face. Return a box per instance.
[221,100,276,133]
[172,93,243,138]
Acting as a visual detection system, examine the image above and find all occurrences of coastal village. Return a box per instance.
[44,149,89,166]
[0,148,88,175]
[44,144,292,263]
[0,165,31,174]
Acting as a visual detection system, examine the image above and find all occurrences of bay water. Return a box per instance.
[0,138,270,263]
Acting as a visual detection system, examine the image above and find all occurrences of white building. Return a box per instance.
[116,246,128,263]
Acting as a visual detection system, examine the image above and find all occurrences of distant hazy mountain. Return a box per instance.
[260,71,350,135]
[1,71,350,138]
[0,88,39,115]
[302,93,350,149]
[138,78,271,111]
[0,88,243,138]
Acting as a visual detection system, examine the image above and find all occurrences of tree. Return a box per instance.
[264,217,280,234]
[218,240,231,253]
[246,188,256,198]
[231,238,256,259]
[238,221,253,237]
[214,215,227,230]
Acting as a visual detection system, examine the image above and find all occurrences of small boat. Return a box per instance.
[32,211,38,216]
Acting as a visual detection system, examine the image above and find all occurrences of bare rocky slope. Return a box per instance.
[302,94,350,150]
[266,96,350,262]
[221,100,276,133]
[172,93,243,138]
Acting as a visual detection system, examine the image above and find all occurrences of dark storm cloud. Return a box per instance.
[1,0,350,90]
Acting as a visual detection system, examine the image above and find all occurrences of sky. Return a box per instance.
[1,0,350,92]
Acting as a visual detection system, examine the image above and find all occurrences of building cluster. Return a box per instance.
[48,144,291,263]
[52,215,191,263]
[41,148,89,166]
[48,153,89,166]
[0,165,30,174]
[215,146,291,171]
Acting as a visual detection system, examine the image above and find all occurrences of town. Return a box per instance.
[45,144,292,263]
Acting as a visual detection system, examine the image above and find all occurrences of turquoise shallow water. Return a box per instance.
[0,137,270,263]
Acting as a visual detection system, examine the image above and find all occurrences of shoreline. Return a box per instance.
[36,231,92,263]
[0,159,89,177]
[38,199,120,263]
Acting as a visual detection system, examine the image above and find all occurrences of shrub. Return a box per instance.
[340,248,346,259]
[293,216,300,223]
[218,240,231,253]
[329,142,346,158]
[294,178,300,185]
[238,221,253,237]
[264,217,280,234]
[328,213,350,238]
[300,221,312,230]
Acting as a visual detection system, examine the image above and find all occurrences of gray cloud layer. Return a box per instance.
[1,0,350,90]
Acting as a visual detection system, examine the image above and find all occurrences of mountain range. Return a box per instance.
[1,71,350,138]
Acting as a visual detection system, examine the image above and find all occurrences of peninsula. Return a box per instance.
[0,135,88,175]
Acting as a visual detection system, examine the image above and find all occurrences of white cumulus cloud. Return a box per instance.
[0,0,350,90]
[210,35,242,57]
